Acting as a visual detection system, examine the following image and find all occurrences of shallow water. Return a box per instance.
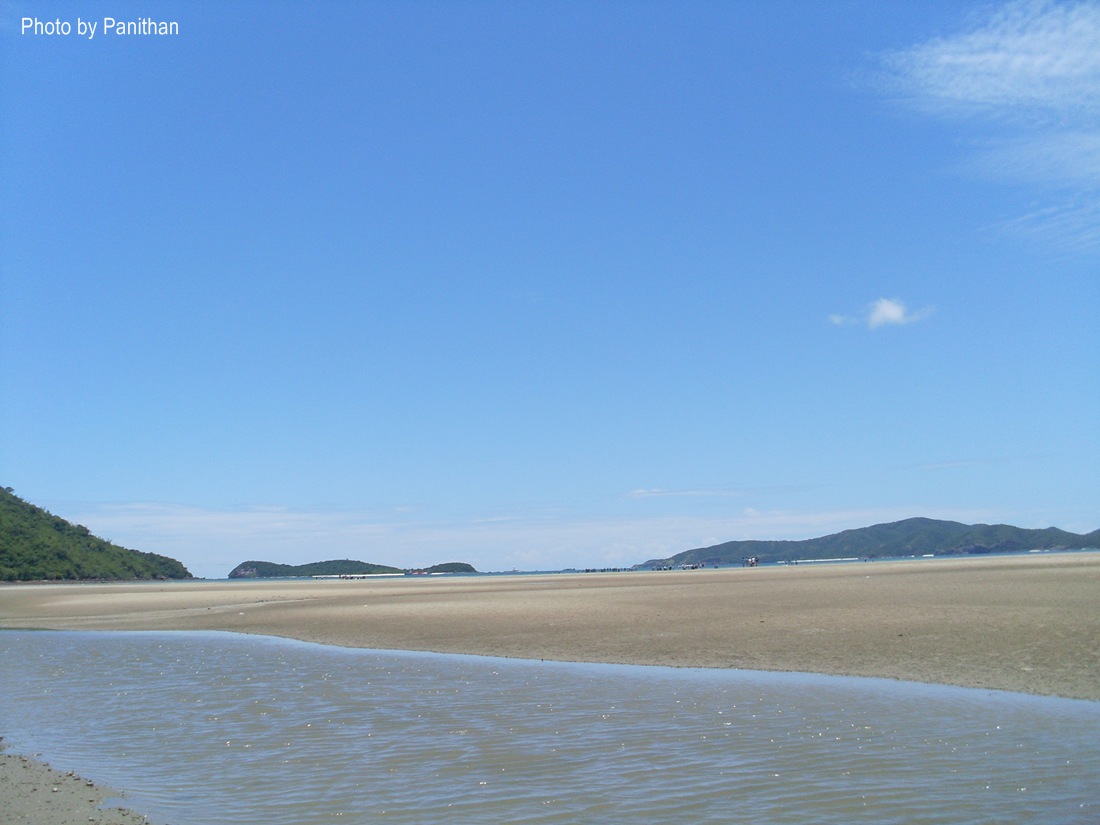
[1,630,1097,824]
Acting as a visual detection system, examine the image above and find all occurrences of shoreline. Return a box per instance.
[0,748,150,825]
[2,553,1098,701]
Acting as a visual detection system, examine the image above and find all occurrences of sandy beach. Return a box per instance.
[2,552,1098,701]
[2,553,1097,823]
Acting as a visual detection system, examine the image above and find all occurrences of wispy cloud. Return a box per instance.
[878,0,1100,250]
[625,488,744,499]
[883,0,1100,115]
[829,297,933,329]
[908,460,980,472]
[906,453,1036,472]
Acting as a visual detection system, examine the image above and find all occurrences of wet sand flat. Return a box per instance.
[0,751,148,825]
[1,553,1097,700]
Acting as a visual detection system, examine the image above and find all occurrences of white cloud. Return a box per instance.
[879,0,1100,249]
[830,297,933,329]
[867,297,908,328]
[869,297,931,328]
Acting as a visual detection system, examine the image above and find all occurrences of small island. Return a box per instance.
[229,559,403,578]
[405,562,478,575]
[229,559,477,578]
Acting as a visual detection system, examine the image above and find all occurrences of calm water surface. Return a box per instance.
[1,630,1097,824]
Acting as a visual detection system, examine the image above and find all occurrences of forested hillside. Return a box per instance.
[646,517,1099,567]
[0,488,192,581]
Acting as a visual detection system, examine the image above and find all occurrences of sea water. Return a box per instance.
[0,630,1096,824]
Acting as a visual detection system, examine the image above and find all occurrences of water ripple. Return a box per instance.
[1,631,1097,824]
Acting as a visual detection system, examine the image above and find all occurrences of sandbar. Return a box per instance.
[1,553,1098,701]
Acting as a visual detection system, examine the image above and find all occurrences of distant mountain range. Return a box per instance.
[228,560,477,578]
[5,485,1093,582]
[642,517,1100,568]
[0,487,192,581]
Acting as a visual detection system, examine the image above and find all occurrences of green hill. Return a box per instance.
[0,488,192,581]
[228,559,404,578]
[424,562,477,573]
[643,517,1099,568]
[228,559,479,578]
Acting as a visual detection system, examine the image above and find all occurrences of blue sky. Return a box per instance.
[2,1,1097,578]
